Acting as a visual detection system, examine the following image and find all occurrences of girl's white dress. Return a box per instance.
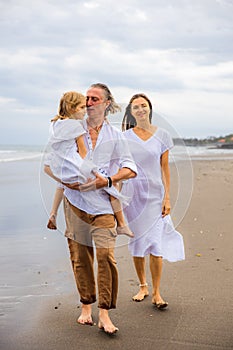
[44,119,126,202]
[121,127,185,262]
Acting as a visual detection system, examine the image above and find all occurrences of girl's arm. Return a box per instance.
[44,165,62,183]
[160,150,171,217]
[76,135,87,159]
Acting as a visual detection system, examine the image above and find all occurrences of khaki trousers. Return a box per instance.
[64,197,118,309]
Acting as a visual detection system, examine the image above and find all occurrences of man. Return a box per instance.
[45,83,137,334]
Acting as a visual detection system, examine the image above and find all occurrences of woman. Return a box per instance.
[121,93,185,309]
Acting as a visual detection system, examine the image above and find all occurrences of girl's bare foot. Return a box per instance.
[132,283,149,302]
[98,309,118,334]
[116,225,134,238]
[77,304,93,325]
[47,214,57,230]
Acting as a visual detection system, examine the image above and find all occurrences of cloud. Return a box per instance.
[83,1,100,9]
[0,0,233,143]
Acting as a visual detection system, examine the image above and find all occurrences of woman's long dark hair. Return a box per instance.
[122,93,153,131]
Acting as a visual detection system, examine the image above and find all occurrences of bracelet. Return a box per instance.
[106,176,112,188]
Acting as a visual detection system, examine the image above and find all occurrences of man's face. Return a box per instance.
[86,87,109,120]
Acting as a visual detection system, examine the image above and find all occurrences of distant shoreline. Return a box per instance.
[173,132,233,147]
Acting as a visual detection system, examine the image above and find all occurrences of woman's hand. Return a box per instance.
[162,198,171,217]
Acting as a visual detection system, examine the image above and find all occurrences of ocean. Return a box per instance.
[0,146,71,334]
[0,144,44,163]
[1,143,233,164]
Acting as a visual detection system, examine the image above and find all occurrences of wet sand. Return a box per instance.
[1,158,233,349]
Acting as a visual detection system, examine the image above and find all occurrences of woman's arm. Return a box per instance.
[160,150,171,217]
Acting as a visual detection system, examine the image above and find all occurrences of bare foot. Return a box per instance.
[98,309,118,334]
[47,214,57,230]
[132,283,149,302]
[77,304,93,326]
[152,294,168,309]
[116,225,134,238]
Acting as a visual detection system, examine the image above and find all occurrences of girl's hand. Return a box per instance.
[162,198,171,217]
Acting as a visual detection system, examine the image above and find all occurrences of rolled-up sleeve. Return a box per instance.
[114,132,137,174]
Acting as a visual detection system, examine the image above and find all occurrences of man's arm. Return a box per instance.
[111,167,136,185]
[82,167,136,191]
[63,167,136,192]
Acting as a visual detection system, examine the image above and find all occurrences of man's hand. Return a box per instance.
[79,172,108,192]
[62,172,108,192]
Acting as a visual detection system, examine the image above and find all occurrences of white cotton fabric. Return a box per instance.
[121,127,185,262]
[45,119,87,183]
[45,119,137,215]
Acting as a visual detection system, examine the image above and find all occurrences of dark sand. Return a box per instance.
[1,158,233,349]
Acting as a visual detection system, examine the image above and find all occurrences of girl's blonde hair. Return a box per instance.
[51,91,86,121]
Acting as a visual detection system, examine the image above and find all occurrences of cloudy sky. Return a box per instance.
[0,0,233,145]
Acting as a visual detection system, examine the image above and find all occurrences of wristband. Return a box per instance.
[107,176,112,188]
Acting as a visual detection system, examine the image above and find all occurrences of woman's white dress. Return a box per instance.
[44,119,126,202]
[121,127,185,262]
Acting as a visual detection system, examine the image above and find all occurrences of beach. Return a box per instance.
[1,150,233,350]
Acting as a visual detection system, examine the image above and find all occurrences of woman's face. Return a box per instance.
[130,97,150,123]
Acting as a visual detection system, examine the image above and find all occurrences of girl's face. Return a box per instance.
[71,102,86,120]
[130,97,150,123]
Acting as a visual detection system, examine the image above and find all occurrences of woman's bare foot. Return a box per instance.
[47,214,57,230]
[77,304,93,325]
[98,309,118,334]
[132,283,149,302]
[116,225,134,238]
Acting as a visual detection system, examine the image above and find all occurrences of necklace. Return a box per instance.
[86,120,104,159]
[86,120,103,134]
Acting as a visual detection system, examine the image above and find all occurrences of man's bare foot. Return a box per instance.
[132,283,149,302]
[98,309,118,334]
[152,294,168,309]
[77,304,93,326]
[116,225,134,238]
[47,214,57,230]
